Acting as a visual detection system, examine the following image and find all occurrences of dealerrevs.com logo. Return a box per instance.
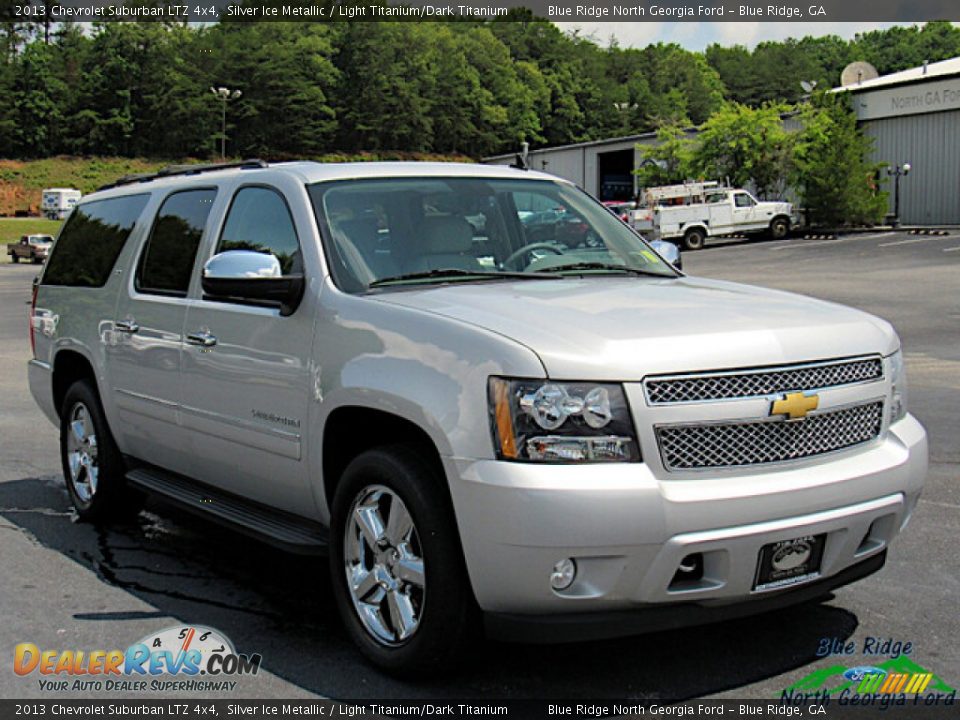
[14,625,262,693]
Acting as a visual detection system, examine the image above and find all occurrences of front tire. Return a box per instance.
[683,228,705,251]
[330,445,475,677]
[60,379,140,522]
[769,217,790,240]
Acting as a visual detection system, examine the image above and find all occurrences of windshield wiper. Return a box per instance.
[535,262,673,278]
[368,267,561,288]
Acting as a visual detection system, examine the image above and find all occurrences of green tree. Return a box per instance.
[333,22,434,152]
[792,91,887,226]
[853,22,960,74]
[692,102,793,199]
[634,125,695,187]
[455,26,545,154]
[9,41,65,156]
[209,22,338,157]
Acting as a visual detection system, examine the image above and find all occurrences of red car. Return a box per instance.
[602,201,634,224]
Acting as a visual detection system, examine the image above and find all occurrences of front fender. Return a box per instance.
[307,279,547,520]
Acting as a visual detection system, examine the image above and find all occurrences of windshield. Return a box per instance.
[308,177,676,292]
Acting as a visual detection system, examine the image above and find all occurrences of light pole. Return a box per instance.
[210,86,242,160]
[887,163,911,227]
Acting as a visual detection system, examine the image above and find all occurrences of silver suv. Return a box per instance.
[27,161,926,675]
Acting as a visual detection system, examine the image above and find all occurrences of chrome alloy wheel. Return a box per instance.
[65,402,99,503]
[343,485,426,646]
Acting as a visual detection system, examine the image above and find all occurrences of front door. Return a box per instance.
[179,184,316,515]
[732,191,759,227]
[108,188,218,471]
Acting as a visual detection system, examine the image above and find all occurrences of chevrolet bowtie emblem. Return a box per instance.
[771,391,819,420]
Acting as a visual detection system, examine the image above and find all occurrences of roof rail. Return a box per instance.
[97,159,268,191]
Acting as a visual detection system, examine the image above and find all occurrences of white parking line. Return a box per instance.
[943,246,960,253]
[878,237,928,247]
[771,237,847,250]
[852,232,897,240]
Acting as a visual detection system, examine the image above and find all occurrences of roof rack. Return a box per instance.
[97,159,268,191]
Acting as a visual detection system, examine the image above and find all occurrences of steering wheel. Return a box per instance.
[502,242,565,270]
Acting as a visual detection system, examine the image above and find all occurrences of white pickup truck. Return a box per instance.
[655,188,797,250]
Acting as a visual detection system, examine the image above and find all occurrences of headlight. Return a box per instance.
[489,378,640,463]
[889,350,908,423]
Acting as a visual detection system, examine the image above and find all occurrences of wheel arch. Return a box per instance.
[52,349,99,418]
[683,223,709,238]
[321,405,450,515]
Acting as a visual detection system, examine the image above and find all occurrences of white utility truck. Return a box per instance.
[41,188,82,220]
[636,182,797,250]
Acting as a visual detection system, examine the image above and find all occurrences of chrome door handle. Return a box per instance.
[186,331,217,348]
[114,320,139,334]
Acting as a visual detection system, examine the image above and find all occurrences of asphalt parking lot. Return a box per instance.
[1,229,957,701]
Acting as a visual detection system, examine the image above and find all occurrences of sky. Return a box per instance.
[551,22,907,51]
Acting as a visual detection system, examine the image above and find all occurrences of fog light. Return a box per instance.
[550,558,577,591]
[669,553,704,588]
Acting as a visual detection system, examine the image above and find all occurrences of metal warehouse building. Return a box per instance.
[485,56,960,226]
[849,57,960,225]
[484,131,665,202]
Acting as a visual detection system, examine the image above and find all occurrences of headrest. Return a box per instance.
[420,216,473,254]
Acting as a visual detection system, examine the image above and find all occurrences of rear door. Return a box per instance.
[178,181,317,514]
[107,188,218,470]
[707,192,733,232]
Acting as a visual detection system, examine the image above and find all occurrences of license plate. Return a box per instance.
[753,534,826,592]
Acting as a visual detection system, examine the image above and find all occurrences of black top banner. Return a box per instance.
[3,0,959,22]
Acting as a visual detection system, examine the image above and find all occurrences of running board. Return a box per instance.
[126,467,328,555]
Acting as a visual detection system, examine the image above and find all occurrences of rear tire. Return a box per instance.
[769,217,790,240]
[683,228,705,251]
[10,254,18,263]
[330,445,476,677]
[60,379,142,522]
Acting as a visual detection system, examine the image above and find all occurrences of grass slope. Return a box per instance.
[0,153,473,216]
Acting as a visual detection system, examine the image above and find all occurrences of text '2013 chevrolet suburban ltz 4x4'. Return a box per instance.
[28,161,926,676]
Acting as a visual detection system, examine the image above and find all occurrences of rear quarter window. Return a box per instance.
[43,194,150,287]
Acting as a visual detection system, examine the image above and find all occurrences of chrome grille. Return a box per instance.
[645,357,883,405]
[657,401,884,471]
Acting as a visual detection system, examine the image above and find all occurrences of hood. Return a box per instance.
[370,276,897,380]
[759,199,793,210]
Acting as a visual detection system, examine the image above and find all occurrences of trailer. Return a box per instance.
[41,188,82,220]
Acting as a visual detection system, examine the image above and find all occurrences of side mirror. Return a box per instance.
[201,250,304,316]
[650,240,682,271]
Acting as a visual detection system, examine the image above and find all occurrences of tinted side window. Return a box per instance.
[217,187,301,275]
[136,189,216,296]
[43,194,149,287]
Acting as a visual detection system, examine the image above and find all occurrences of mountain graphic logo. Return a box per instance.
[784,656,955,696]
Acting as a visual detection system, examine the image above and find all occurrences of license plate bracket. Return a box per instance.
[753,533,826,592]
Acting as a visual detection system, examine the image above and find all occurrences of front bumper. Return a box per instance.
[485,550,886,643]
[446,414,926,625]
